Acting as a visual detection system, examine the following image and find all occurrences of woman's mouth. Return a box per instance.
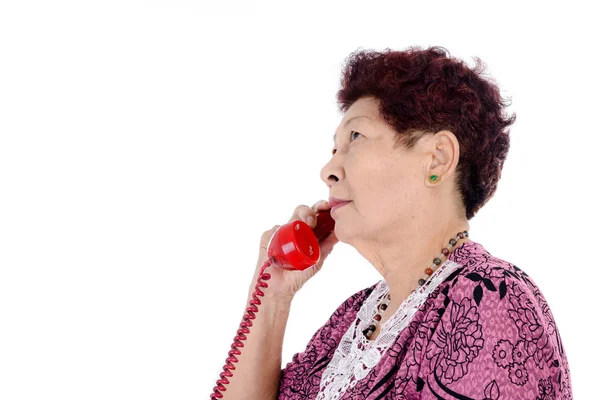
[331,200,351,213]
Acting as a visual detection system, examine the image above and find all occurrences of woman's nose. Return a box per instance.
[320,161,340,186]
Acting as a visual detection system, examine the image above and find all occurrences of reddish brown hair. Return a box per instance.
[336,46,516,220]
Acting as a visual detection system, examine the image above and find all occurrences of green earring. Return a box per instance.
[429,175,439,182]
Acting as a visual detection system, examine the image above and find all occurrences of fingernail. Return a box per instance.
[307,216,315,225]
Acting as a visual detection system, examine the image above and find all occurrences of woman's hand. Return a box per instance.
[248,200,339,301]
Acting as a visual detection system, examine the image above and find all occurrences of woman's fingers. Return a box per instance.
[289,200,329,227]
[312,200,331,212]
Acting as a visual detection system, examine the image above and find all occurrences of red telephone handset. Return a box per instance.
[210,209,336,398]
[266,208,336,270]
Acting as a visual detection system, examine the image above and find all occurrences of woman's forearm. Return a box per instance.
[216,289,293,400]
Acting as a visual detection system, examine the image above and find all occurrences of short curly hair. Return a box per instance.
[336,46,516,220]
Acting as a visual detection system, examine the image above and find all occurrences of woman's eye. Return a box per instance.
[332,131,362,155]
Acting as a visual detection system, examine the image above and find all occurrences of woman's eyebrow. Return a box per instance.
[333,115,371,142]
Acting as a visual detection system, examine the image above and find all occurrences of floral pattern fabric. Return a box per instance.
[277,240,572,399]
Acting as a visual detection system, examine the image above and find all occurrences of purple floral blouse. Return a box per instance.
[277,240,572,399]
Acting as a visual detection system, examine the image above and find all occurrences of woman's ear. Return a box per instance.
[426,130,460,184]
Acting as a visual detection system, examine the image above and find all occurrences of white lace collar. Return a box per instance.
[316,258,462,400]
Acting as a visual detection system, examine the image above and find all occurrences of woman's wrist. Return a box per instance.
[246,285,295,306]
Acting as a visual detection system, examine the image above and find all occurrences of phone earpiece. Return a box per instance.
[266,208,336,271]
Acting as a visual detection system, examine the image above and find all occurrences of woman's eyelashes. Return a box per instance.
[332,131,362,155]
[350,131,362,141]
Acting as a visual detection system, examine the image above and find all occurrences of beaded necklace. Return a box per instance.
[362,230,469,339]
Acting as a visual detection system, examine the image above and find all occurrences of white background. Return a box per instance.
[0,1,597,399]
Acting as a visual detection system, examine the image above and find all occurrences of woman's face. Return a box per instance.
[320,96,437,246]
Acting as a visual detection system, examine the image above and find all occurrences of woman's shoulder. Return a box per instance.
[445,240,551,309]
[442,240,563,339]
[420,240,573,398]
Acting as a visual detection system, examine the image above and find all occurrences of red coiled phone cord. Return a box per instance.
[210,257,275,399]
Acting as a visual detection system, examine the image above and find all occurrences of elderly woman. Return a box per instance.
[211,46,572,399]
